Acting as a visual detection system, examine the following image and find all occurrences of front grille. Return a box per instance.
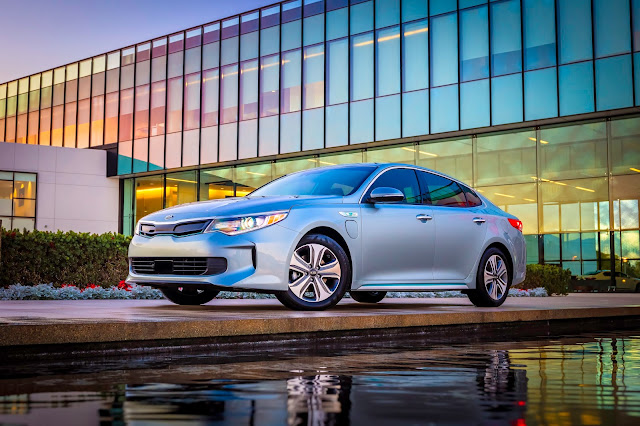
[139,220,211,238]
[130,257,227,276]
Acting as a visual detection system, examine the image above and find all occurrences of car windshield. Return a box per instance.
[250,166,377,197]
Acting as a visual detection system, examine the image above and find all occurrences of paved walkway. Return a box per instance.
[2,294,640,347]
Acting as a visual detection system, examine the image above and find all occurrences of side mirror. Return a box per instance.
[368,187,405,203]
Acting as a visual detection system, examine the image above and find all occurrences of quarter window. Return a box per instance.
[365,168,421,204]
[418,171,467,207]
[462,185,482,207]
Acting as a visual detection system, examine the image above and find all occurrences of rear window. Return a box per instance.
[417,171,467,207]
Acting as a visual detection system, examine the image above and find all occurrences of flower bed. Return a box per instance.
[0,283,548,300]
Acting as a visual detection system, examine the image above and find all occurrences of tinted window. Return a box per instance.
[365,168,421,204]
[251,166,376,197]
[462,185,482,207]
[418,171,467,207]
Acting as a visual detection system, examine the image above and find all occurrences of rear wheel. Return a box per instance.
[467,247,511,308]
[276,233,351,311]
[161,286,220,305]
[350,291,387,303]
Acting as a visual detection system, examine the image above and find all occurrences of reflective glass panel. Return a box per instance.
[491,73,523,125]
[260,55,279,117]
[476,129,537,186]
[325,103,349,147]
[376,26,400,96]
[282,49,302,113]
[430,12,458,87]
[376,0,400,29]
[202,69,219,127]
[327,38,349,105]
[418,137,473,184]
[240,60,259,121]
[402,0,428,22]
[523,0,556,70]
[327,7,348,40]
[402,19,429,91]
[150,81,166,136]
[281,20,302,52]
[594,0,631,58]
[490,0,522,76]
[460,79,490,129]
[134,84,149,139]
[557,0,593,64]
[595,55,633,111]
[351,32,374,100]
[430,85,458,133]
[460,6,489,82]
[304,14,324,46]
[303,44,324,109]
[540,121,607,180]
[559,62,595,116]
[200,168,235,200]
[166,77,183,133]
[610,117,640,175]
[166,171,198,208]
[221,64,239,123]
[351,1,374,35]
[375,94,400,140]
[184,73,201,130]
[402,89,429,137]
[524,68,558,121]
[350,99,373,144]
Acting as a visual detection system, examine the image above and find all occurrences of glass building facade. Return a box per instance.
[1,0,640,278]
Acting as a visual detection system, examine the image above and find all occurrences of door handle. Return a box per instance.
[416,214,433,221]
[473,217,486,224]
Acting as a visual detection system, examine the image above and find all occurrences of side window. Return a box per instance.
[365,168,421,204]
[418,171,467,207]
[462,185,482,207]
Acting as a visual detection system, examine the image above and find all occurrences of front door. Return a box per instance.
[360,168,436,284]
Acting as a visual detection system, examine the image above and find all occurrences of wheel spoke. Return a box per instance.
[290,251,311,274]
[290,277,313,299]
[496,259,508,280]
[318,259,341,280]
[312,277,333,302]
[496,278,508,297]
[310,244,327,269]
[490,281,498,300]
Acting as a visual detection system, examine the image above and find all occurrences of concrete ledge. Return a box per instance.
[2,294,640,349]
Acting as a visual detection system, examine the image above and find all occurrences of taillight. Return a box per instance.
[508,218,523,232]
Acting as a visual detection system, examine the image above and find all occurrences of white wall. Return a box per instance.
[0,142,119,234]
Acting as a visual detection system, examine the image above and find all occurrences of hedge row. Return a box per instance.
[0,229,131,288]
[514,264,570,296]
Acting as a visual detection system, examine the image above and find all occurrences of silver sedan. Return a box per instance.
[127,164,526,310]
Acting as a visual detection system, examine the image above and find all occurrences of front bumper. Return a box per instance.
[126,223,300,292]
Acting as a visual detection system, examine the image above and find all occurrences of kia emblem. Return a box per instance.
[165,214,174,220]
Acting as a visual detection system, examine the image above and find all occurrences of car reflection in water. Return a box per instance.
[121,350,526,425]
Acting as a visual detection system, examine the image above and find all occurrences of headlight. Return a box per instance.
[134,221,141,235]
[204,212,288,235]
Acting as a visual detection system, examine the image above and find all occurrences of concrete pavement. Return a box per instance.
[2,294,640,349]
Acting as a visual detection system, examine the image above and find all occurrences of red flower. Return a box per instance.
[61,284,76,288]
[117,280,132,291]
[81,283,99,292]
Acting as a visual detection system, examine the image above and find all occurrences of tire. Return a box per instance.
[467,247,511,308]
[276,233,351,311]
[161,286,220,305]
[350,291,387,303]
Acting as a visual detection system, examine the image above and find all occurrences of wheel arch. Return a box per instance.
[301,226,353,269]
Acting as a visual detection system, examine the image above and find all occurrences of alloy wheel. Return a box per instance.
[483,254,508,300]
[288,243,342,303]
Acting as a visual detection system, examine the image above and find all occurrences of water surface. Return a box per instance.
[2,331,640,425]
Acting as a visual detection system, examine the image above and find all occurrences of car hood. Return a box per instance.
[140,195,343,223]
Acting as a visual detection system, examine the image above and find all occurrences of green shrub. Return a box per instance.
[514,264,570,296]
[0,229,131,288]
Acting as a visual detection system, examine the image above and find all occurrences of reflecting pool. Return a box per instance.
[2,331,640,425]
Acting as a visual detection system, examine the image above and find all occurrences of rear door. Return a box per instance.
[417,171,488,281]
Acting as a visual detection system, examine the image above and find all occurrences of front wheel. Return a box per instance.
[350,291,387,304]
[161,286,220,305]
[467,248,511,307]
[276,234,351,311]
